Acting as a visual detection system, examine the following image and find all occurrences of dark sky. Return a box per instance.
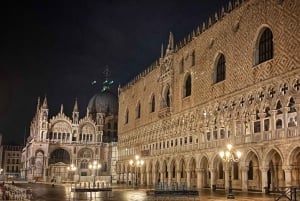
[0,0,228,145]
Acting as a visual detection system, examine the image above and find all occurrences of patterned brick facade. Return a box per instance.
[117,0,300,192]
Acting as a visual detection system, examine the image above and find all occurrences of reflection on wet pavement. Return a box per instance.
[15,183,276,201]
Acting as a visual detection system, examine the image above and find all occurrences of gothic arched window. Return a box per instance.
[163,87,171,108]
[191,51,195,66]
[258,28,273,64]
[215,54,226,83]
[125,109,129,124]
[288,97,296,113]
[233,162,239,180]
[136,102,141,119]
[276,100,283,114]
[184,74,192,97]
[219,162,224,179]
[150,95,155,113]
[248,160,254,180]
[179,58,184,73]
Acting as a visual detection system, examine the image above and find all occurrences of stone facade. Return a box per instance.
[1,145,23,181]
[21,89,118,184]
[117,0,300,192]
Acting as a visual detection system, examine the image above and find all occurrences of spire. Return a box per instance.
[166,32,174,55]
[36,97,41,111]
[161,43,164,58]
[86,107,89,117]
[73,98,78,112]
[72,98,79,124]
[60,104,64,114]
[42,95,48,109]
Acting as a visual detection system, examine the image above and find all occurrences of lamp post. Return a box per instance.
[129,155,144,189]
[67,164,77,190]
[89,160,101,188]
[0,168,3,181]
[219,144,241,199]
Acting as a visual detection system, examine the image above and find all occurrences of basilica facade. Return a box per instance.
[21,84,118,184]
[116,0,300,192]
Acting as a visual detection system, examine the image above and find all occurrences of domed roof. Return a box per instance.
[87,90,118,115]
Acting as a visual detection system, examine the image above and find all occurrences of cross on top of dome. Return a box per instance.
[91,66,114,92]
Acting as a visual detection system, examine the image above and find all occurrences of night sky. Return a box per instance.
[0,0,228,145]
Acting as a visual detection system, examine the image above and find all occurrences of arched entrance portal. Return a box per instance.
[288,147,300,186]
[265,149,283,192]
[48,148,70,183]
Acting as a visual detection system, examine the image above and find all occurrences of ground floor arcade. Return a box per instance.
[117,143,300,192]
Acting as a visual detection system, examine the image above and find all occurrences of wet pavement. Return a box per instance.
[14,183,280,201]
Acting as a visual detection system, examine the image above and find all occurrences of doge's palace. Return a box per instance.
[116,0,300,192]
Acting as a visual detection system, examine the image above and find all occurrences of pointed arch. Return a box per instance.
[191,50,195,66]
[162,85,171,108]
[183,73,192,98]
[254,26,274,65]
[179,58,184,73]
[136,101,141,119]
[170,159,177,179]
[287,146,300,186]
[263,148,284,191]
[124,108,129,124]
[150,94,155,113]
[214,53,226,83]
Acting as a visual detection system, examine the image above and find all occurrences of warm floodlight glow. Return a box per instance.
[219,151,225,158]
[219,143,241,199]
[227,144,232,151]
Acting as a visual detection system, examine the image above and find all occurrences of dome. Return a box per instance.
[87,90,118,115]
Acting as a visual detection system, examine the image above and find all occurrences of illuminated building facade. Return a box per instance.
[21,82,118,184]
[116,0,300,192]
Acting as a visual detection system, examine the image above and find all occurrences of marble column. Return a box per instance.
[146,171,150,186]
[196,168,204,189]
[224,166,229,191]
[241,166,249,192]
[168,170,172,187]
[152,171,157,186]
[176,171,181,185]
[283,166,293,187]
[260,167,268,192]
[140,170,144,186]
[186,169,191,189]
[209,168,215,189]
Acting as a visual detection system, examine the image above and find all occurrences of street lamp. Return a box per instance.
[219,144,241,199]
[129,155,144,188]
[89,160,101,188]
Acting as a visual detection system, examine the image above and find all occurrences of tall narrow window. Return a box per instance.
[184,74,192,97]
[215,54,226,83]
[163,88,171,108]
[125,109,129,124]
[179,58,184,73]
[258,28,273,64]
[172,165,176,178]
[248,160,254,180]
[191,51,195,66]
[136,102,141,119]
[219,162,224,179]
[150,95,155,113]
[166,89,170,107]
[276,101,283,114]
[288,97,296,113]
[233,162,239,180]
